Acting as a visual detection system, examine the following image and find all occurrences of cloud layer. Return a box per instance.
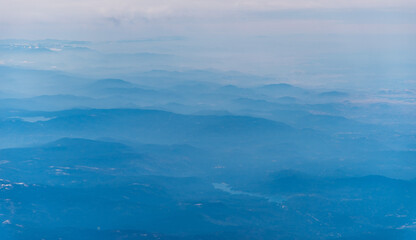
[1,0,415,40]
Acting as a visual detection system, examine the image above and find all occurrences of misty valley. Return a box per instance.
[0,40,416,240]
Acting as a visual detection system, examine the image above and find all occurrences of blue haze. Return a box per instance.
[0,27,416,240]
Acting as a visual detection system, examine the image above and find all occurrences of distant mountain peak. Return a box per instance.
[44,137,129,150]
[92,78,134,88]
[318,91,349,98]
[261,83,296,89]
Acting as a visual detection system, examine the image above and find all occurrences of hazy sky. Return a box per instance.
[1,0,416,40]
[1,0,415,89]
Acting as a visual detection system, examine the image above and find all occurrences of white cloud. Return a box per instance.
[0,0,415,40]
[2,0,415,22]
